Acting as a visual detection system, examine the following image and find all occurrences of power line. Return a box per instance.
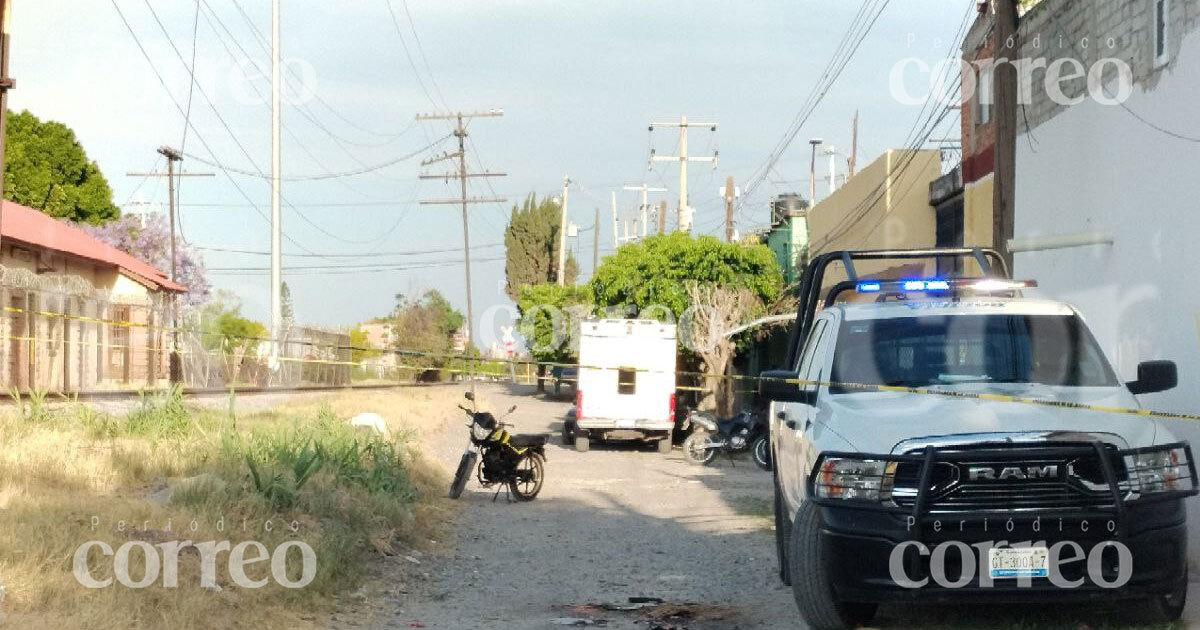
[108,0,323,258]
[178,134,449,181]
[196,242,504,257]
[739,0,891,211]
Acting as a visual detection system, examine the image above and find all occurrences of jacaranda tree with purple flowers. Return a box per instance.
[81,213,211,305]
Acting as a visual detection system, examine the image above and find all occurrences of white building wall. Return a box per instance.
[1014,26,1200,416]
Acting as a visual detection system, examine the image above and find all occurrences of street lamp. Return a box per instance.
[809,138,824,205]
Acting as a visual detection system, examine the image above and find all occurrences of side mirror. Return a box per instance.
[1127,360,1178,395]
[464,391,475,401]
[759,370,816,405]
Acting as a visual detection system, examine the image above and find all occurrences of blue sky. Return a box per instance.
[11,1,968,347]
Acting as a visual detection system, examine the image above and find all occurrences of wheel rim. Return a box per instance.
[754,438,768,467]
[687,435,714,462]
[513,454,543,497]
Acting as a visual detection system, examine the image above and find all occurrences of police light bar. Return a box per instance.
[855,278,1037,294]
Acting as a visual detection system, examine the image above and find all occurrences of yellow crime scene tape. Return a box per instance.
[1,304,1197,422]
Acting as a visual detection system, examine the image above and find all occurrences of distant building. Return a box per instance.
[763,193,810,287]
[0,200,186,392]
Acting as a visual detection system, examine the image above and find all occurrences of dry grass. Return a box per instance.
[0,387,462,629]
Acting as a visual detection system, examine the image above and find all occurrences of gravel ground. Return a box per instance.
[325,383,1200,630]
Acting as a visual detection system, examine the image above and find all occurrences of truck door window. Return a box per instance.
[617,368,636,394]
[796,320,830,391]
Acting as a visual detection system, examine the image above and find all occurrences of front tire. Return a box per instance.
[752,435,771,471]
[509,452,545,501]
[682,431,716,466]
[448,452,476,499]
[789,502,877,630]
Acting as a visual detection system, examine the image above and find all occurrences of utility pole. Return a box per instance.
[808,138,823,205]
[556,174,570,285]
[723,176,736,243]
[825,146,838,195]
[610,192,618,250]
[270,0,282,375]
[993,0,1018,268]
[417,110,505,392]
[622,183,666,239]
[592,206,599,273]
[0,0,16,256]
[657,201,666,234]
[648,116,717,233]
[848,111,859,178]
[127,147,214,383]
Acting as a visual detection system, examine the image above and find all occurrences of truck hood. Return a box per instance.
[816,385,1162,454]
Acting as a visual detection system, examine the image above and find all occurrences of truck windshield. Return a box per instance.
[829,314,1119,392]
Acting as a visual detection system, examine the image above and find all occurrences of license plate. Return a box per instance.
[616,418,636,429]
[989,546,1049,579]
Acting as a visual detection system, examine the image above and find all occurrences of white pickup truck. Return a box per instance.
[760,249,1195,630]
[567,319,677,454]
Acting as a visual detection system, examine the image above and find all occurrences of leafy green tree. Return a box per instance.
[589,232,782,319]
[4,110,119,223]
[503,194,578,301]
[348,326,378,363]
[391,289,466,368]
[516,283,593,392]
[589,233,783,412]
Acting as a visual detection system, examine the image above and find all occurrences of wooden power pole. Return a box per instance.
[0,0,15,255]
[127,147,213,383]
[417,110,506,392]
[993,0,1019,268]
[657,200,666,234]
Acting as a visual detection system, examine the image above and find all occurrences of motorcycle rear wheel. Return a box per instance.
[448,451,477,499]
[682,431,717,466]
[752,435,771,471]
[509,452,545,501]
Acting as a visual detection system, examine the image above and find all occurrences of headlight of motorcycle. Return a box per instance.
[1126,446,1193,495]
[814,457,898,502]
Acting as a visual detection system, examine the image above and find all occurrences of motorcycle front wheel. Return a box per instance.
[752,435,771,471]
[448,451,477,499]
[509,452,545,501]
[682,431,717,466]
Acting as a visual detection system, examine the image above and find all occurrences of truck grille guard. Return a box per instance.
[805,442,1199,540]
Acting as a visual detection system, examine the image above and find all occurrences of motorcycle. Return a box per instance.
[680,408,771,470]
[448,392,547,501]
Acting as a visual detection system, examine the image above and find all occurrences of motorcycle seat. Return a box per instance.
[509,434,547,448]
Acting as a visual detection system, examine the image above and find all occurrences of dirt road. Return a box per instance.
[330,384,1200,630]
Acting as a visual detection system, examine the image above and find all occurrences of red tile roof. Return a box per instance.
[1,200,186,293]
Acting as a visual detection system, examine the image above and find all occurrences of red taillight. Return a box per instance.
[668,393,676,421]
[575,390,583,416]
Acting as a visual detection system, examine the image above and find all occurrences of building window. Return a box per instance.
[1155,0,1170,66]
[976,66,993,125]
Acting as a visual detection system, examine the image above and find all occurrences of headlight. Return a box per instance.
[1127,446,1192,495]
[815,457,898,501]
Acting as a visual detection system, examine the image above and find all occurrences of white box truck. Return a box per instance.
[567,319,677,454]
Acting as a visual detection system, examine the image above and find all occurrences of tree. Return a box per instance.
[516,282,593,392]
[4,110,119,224]
[503,194,578,301]
[348,326,378,363]
[589,232,782,319]
[81,213,211,305]
[682,283,757,416]
[391,289,465,368]
[589,232,783,413]
[184,290,265,385]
